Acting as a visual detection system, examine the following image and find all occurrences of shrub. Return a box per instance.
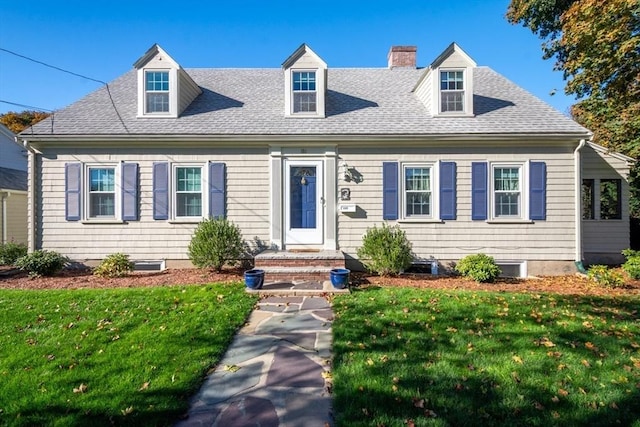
[455,253,501,283]
[622,249,640,279]
[188,218,244,272]
[356,223,413,276]
[0,242,28,266]
[15,250,69,277]
[587,264,625,288]
[93,253,134,278]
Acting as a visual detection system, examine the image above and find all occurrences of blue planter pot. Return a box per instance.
[244,269,265,290]
[330,268,350,289]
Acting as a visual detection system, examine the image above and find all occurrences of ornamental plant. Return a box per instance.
[0,242,27,266]
[15,250,69,277]
[455,253,501,283]
[93,253,134,278]
[357,223,413,276]
[622,249,640,280]
[587,264,625,288]
[188,218,245,272]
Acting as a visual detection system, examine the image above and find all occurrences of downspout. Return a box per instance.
[21,138,38,253]
[1,191,7,244]
[574,139,587,273]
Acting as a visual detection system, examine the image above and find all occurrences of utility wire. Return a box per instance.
[0,47,106,85]
[0,47,129,133]
[0,100,53,112]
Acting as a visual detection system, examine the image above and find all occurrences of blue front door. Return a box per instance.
[290,166,316,229]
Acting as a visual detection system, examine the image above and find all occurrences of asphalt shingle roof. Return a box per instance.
[0,167,27,191]
[23,67,588,138]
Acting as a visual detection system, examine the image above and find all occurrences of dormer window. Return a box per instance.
[145,71,170,113]
[293,71,317,113]
[440,70,464,113]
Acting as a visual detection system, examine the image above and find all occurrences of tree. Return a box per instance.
[507,0,640,217]
[0,110,50,133]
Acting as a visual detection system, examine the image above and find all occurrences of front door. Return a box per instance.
[285,160,323,245]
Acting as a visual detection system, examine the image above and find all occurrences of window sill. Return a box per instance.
[434,112,474,118]
[486,219,534,224]
[81,219,125,224]
[398,219,444,224]
[168,219,203,224]
[285,113,326,119]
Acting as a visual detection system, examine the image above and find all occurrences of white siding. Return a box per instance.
[581,144,631,263]
[337,144,576,263]
[35,147,270,261]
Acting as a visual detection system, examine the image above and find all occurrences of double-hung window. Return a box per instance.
[292,71,317,113]
[88,166,116,219]
[492,165,522,218]
[403,165,434,218]
[145,71,170,113]
[440,70,464,113]
[174,166,203,218]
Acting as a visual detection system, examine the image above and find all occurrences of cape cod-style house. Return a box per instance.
[18,43,632,277]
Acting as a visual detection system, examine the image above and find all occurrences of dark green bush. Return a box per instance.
[93,253,134,278]
[455,253,501,283]
[622,249,640,279]
[15,250,69,277]
[188,218,244,272]
[0,242,28,266]
[587,264,625,288]
[356,223,413,276]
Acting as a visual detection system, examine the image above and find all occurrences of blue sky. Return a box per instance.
[0,0,577,116]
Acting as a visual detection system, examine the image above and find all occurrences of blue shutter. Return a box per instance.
[121,163,139,221]
[439,161,456,220]
[153,162,169,220]
[65,163,81,221]
[382,162,398,220]
[471,162,488,220]
[209,162,226,218]
[529,161,547,220]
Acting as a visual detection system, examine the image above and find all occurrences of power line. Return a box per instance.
[0,47,106,85]
[0,100,53,112]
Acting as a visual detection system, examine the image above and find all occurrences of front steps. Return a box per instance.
[252,250,349,295]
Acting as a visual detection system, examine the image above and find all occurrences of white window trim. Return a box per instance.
[400,162,440,221]
[489,161,529,222]
[137,68,178,118]
[170,163,207,222]
[83,163,121,222]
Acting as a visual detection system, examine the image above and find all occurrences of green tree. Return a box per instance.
[507,0,640,217]
[0,110,50,133]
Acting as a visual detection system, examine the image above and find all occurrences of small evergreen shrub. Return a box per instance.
[15,250,69,277]
[0,242,28,266]
[587,264,625,288]
[188,218,244,272]
[455,253,501,283]
[356,223,413,276]
[93,253,134,278]
[622,249,640,279]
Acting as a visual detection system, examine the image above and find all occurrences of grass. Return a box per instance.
[0,283,257,426]
[332,288,640,427]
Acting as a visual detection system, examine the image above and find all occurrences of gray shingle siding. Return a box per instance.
[23,67,588,137]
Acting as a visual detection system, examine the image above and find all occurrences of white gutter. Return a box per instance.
[21,138,38,252]
[574,139,586,266]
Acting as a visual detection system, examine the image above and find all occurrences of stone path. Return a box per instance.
[176,295,334,426]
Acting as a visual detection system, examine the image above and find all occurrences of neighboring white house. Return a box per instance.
[18,43,632,275]
[0,123,28,245]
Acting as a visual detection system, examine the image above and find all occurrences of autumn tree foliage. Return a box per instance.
[0,110,50,133]
[507,0,640,215]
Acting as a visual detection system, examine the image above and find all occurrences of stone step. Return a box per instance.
[254,250,345,269]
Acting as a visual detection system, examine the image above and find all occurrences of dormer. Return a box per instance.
[282,44,327,118]
[133,44,201,118]
[414,43,476,117]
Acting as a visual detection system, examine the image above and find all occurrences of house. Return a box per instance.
[0,123,28,245]
[18,43,632,276]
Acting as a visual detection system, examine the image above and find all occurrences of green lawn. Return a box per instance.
[0,283,257,426]
[332,288,640,427]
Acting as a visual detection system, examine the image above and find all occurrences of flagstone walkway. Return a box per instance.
[175,295,334,426]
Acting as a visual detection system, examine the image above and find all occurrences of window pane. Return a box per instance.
[494,168,519,191]
[600,179,621,219]
[293,72,316,91]
[405,168,430,191]
[404,167,431,217]
[493,167,521,217]
[147,93,169,113]
[582,179,594,220]
[441,92,464,112]
[89,168,114,192]
[406,192,431,216]
[495,193,520,216]
[176,167,202,191]
[90,194,115,217]
[146,71,169,91]
[176,194,202,217]
[293,92,317,113]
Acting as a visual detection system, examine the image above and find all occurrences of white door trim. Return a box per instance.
[284,159,324,245]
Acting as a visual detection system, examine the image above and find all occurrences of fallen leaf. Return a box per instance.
[321,371,332,379]
[551,396,560,403]
[512,355,523,364]
[534,401,545,410]
[138,381,149,391]
[73,383,87,394]
[558,388,569,396]
[224,364,240,372]
[121,406,134,416]
[412,397,425,408]
[581,359,591,368]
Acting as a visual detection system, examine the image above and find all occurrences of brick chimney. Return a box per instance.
[387,46,417,68]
